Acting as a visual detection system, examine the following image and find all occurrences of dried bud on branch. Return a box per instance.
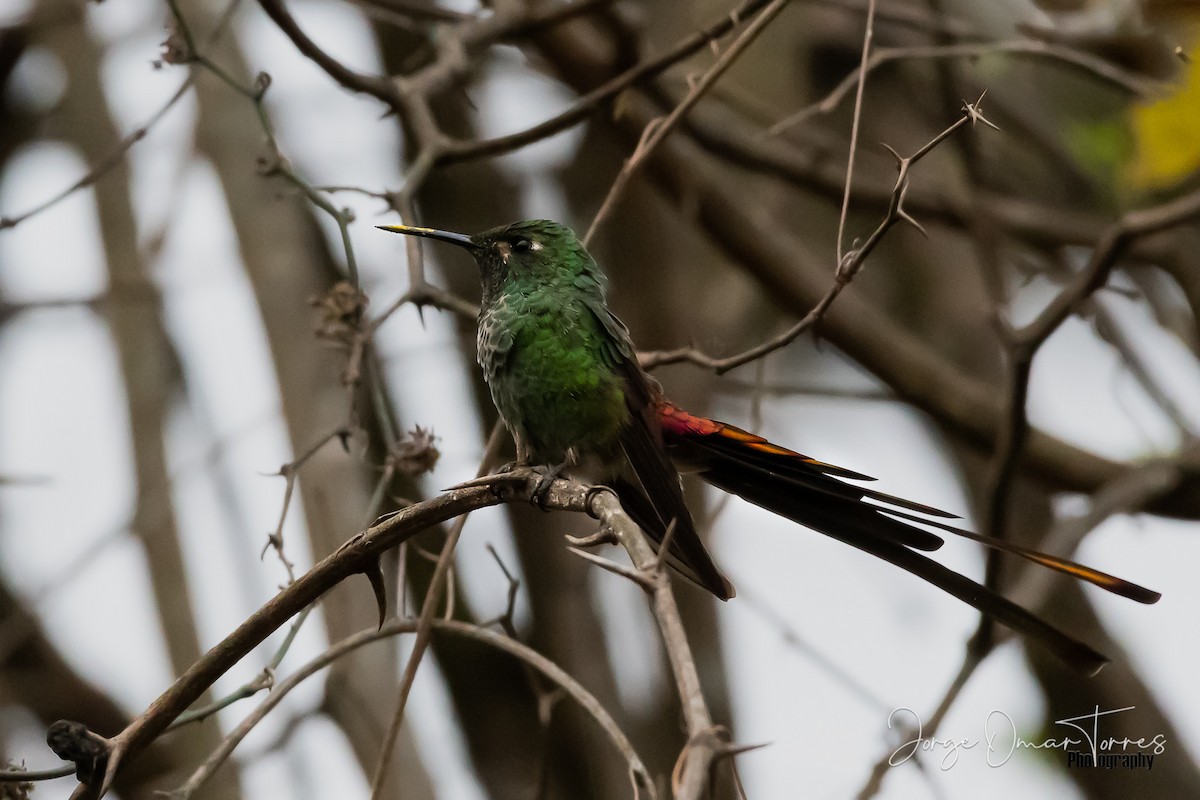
[391,426,441,477]
[311,281,368,345]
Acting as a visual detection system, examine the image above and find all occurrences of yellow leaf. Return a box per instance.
[1127,42,1200,189]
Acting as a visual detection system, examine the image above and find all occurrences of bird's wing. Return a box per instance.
[585,301,735,600]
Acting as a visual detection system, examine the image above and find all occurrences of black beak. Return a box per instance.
[377,224,478,250]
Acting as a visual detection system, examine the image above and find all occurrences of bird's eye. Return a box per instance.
[512,238,532,253]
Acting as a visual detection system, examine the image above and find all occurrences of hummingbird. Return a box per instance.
[379,219,1159,674]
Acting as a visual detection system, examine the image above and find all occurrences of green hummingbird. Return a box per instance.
[379,219,1158,674]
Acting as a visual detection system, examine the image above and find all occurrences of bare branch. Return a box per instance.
[835,0,877,264]
[170,618,656,800]
[640,99,991,374]
[439,0,778,165]
[768,38,1163,137]
[0,0,240,231]
[54,471,589,800]
[255,0,401,107]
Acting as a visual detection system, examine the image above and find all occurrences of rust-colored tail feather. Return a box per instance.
[657,403,1159,673]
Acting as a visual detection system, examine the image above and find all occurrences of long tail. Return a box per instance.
[658,403,1159,674]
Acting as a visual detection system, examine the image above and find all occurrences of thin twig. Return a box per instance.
[768,38,1161,137]
[0,764,74,782]
[584,0,791,245]
[167,607,312,731]
[0,0,243,231]
[835,0,877,264]
[263,428,349,579]
[639,98,992,374]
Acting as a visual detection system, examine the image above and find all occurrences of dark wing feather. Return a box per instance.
[586,301,735,600]
[665,413,956,519]
[669,425,945,552]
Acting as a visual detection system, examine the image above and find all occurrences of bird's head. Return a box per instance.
[378,219,600,302]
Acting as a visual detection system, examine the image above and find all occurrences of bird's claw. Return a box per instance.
[531,462,567,510]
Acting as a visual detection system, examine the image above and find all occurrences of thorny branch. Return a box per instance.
[640,95,997,374]
[48,473,575,799]
[834,0,877,265]
[840,4,1200,791]
[48,470,729,800]
[589,492,721,798]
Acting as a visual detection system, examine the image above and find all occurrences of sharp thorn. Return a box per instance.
[898,208,929,238]
[364,557,387,629]
[717,741,772,759]
[977,113,1001,132]
[962,92,1001,131]
[565,527,617,548]
[880,141,903,166]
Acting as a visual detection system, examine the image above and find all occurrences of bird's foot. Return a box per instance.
[531,462,568,510]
